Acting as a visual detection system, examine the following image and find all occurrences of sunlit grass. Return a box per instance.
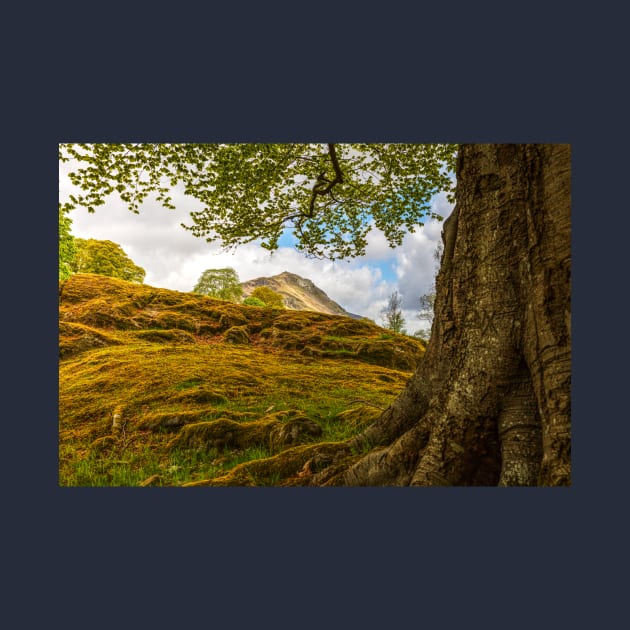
[59,274,424,486]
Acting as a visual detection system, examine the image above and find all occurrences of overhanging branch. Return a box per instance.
[307,143,344,217]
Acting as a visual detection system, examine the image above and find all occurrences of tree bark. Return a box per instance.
[310,144,571,486]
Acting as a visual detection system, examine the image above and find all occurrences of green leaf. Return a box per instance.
[59,143,457,260]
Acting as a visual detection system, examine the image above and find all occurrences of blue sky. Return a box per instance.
[276,229,400,284]
[59,158,453,333]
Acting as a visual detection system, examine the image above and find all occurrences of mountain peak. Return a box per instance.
[241,272,359,318]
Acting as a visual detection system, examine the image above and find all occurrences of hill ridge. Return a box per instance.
[59,273,424,370]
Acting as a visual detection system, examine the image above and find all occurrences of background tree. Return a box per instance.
[193,267,243,302]
[72,238,145,283]
[381,290,406,333]
[59,204,76,280]
[250,286,285,309]
[193,267,243,301]
[415,241,443,339]
[59,143,571,486]
[417,291,435,326]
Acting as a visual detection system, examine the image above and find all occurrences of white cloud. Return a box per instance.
[60,157,454,325]
[393,190,453,309]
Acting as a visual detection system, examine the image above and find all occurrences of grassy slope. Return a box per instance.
[59,274,425,486]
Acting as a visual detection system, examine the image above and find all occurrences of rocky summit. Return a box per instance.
[240,271,360,318]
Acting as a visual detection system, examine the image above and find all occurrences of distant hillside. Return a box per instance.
[241,271,361,318]
[58,274,425,487]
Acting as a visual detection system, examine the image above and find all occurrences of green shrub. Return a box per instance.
[243,296,266,307]
[250,286,284,309]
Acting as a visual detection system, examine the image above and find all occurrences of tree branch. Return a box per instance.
[307,143,344,217]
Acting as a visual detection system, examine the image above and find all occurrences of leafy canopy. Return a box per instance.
[193,267,243,301]
[59,143,457,260]
[72,238,146,283]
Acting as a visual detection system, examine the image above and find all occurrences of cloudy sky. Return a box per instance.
[59,156,453,333]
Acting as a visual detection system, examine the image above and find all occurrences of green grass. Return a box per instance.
[59,274,423,486]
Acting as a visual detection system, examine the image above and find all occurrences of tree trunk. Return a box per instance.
[310,144,571,486]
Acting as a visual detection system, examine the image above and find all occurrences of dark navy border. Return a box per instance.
[6,2,625,628]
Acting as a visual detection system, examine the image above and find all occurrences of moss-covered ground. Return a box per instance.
[59,274,425,486]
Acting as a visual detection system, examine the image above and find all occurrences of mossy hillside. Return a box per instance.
[59,342,407,485]
[59,274,424,486]
[59,274,425,369]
